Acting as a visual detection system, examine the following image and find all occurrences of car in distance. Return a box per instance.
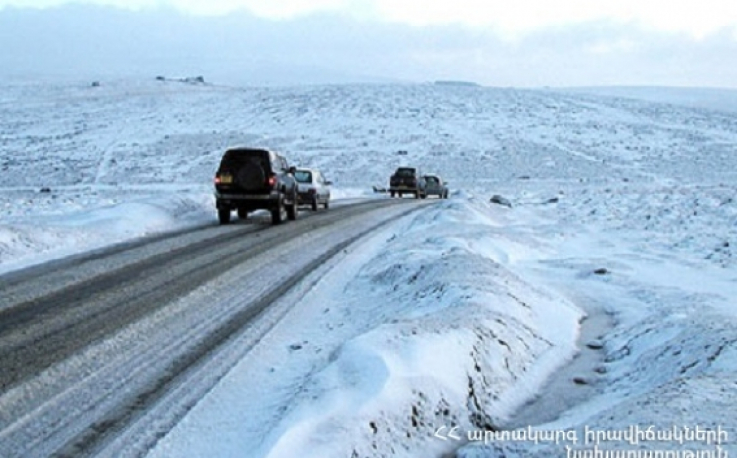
[389,166,421,198]
[294,167,332,211]
[214,147,298,225]
[419,174,449,199]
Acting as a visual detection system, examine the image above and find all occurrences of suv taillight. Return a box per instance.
[267,175,277,187]
[214,175,221,185]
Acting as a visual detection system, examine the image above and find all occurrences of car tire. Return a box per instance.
[415,192,421,199]
[237,208,248,219]
[324,199,329,210]
[390,191,395,198]
[287,192,298,221]
[271,198,285,225]
[218,208,231,225]
[311,197,318,211]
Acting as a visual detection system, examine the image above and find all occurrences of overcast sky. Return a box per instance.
[1,0,736,87]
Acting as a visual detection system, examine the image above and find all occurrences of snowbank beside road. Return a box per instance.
[458,180,737,457]
[0,189,213,274]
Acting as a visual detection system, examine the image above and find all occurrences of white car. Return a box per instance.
[294,168,332,211]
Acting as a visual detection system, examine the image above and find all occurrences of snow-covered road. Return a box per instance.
[0,199,423,457]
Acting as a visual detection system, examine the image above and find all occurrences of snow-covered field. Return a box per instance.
[2,79,737,456]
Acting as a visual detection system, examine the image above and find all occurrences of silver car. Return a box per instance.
[419,174,449,199]
[294,168,332,210]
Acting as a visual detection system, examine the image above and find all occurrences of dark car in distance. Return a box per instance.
[389,167,421,198]
[214,147,298,225]
[294,168,331,211]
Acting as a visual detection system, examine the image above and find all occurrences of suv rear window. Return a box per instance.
[395,168,416,177]
[219,149,270,172]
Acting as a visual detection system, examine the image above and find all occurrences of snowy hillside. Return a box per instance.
[562,86,737,114]
[3,78,737,271]
[4,79,737,192]
[2,79,737,457]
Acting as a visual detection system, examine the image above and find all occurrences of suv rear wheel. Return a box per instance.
[271,197,286,225]
[287,191,298,220]
[218,208,231,225]
[237,208,248,219]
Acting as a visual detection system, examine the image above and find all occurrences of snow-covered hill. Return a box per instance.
[561,86,737,114]
[3,78,737,271]
[4,79,737,192]
[2,79,737,457]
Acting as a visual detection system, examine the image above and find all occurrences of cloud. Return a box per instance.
[2,0,737,37]
[1,4,736,88]
[369,0,737,38]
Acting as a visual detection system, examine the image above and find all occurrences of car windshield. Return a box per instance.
[294,170,313,183]
[425,176,439,184]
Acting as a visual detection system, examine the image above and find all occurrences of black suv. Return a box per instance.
[389,167,421,198]
[214,147,298,225]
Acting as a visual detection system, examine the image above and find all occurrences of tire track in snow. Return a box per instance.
[0,198,429,458]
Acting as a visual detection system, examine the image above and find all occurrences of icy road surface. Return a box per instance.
[0,199,425,457]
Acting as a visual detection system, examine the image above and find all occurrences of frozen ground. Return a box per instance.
[1,79,737,456]
[561,86,737,114]
[458,182,737,457]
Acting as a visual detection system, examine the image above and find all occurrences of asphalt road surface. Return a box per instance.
[0,198,426,458]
